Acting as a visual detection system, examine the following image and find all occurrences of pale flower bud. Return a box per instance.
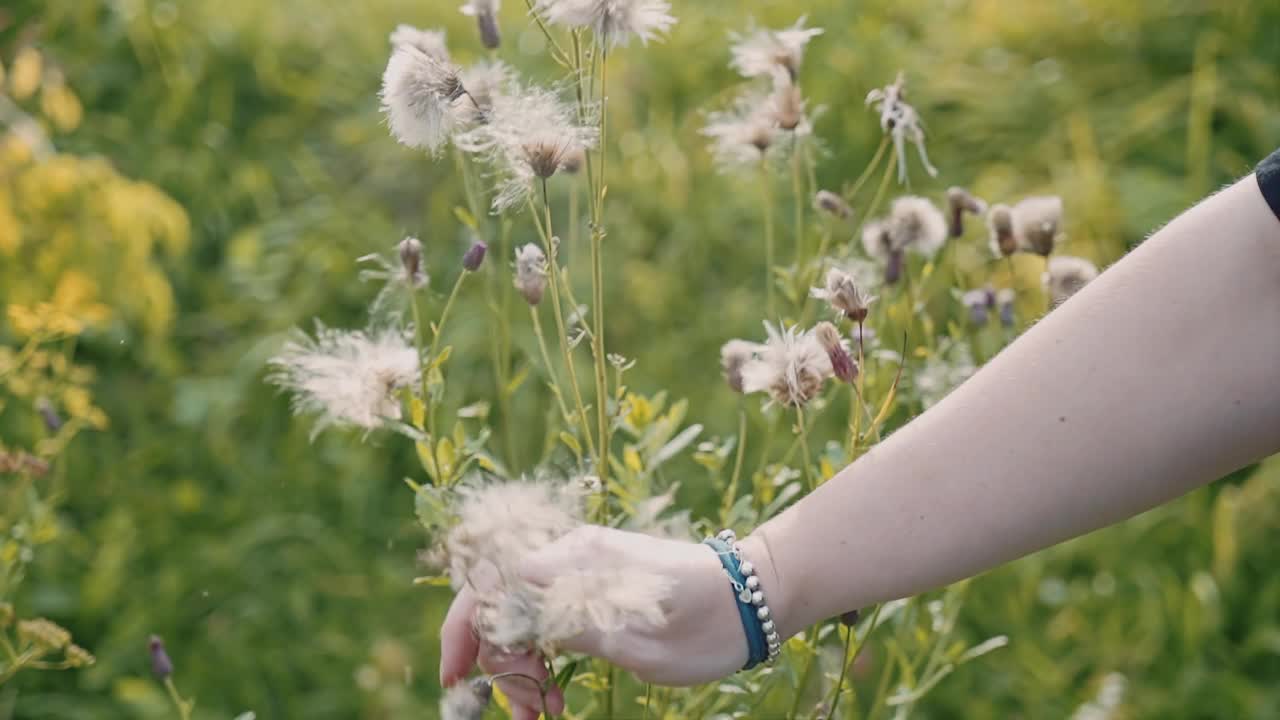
[462,240,488,272]
[398,236,425,284]
[814,321,857,384]
[813,190,852,220]
[149,635,174,679]
[946,186,987,238]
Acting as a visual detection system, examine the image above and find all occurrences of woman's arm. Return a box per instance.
[746,170,1280,638]
[440,163,1280,714]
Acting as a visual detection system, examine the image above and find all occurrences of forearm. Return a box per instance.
[745,173,1280,637]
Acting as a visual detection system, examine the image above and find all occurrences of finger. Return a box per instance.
[478,646,566,715]
[440,586,481,687]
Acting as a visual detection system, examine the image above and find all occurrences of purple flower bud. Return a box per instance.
[1000,300,1016,328]
[149,635,173,679]
[476,12,501,50]
[884,249,904,285]
[36,398,62,432]
[462,241,488,272]
[839,609,861,627]
[814,322,858,384]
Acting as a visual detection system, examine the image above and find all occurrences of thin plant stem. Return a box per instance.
[845,136,890,203]
[762,160,776,317]
[528,186,598,458]
[409,287,442,483]
[721,406,748,523]
[164,677,193,720]
[852,151,898,249]
[786,625,822,720]
[424,271,469,484]
[792,134,806,268]
[590,48,612,533]
[490,671,551,719]
[825,624,856,719]
[520,0,572,67]
[530,306,575,428]
[795,406,815,490]
[867,630,896,720]
[642,683,653,720]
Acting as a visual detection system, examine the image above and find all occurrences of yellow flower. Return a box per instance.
[9,47,42,101]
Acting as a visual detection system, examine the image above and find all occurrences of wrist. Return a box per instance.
[737,530,798,641]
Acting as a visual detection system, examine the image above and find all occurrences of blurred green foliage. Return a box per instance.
[1,0,1278,717]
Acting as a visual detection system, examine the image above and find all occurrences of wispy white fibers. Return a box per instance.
[380,40,466,154]
[739,322,834,407]
[729,16,823,80]
[536,0,676,47]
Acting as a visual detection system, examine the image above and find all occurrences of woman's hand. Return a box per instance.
[439,526,775,720]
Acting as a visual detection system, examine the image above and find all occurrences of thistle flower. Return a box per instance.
[1012,195,1064,256]
[811,267,875,322]
[701,87,779,171]
[962,287,996,326]
[886,196,947,258]
[380,44,467,154]
[728,16,823,81]
[814,321,857,384]
[462,240,488,271]
[946,186,987,238]
[460,0,502,49]
[535,0,676,47]
[987,203,1017,257]
[148,635,173,679]
[813,189,852,220]
[866,73,938,184]
[268,325,420,437]
[996,288,1016,328]
[455,60,516,125]
[914,339,976,409]
[559,145,587,174]
[457,83,597,210]
[720,339,763,393]
[513,243,548,305]
[389,25,450,60]
[740,322,834,407]
[359,237,429,319]
[1043,255,1098,307]
[441,678,493,720]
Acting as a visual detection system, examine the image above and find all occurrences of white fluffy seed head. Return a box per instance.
[729,16,823,80]
[1043,255,1099,307]
[440,679,492,720]
[740,322,834,407]
[267,325,419,438]
[887,196,947,257]
[513,243,549,305]
[389,25,450,60]
[535,0,676,47]
[1013,195,1064,256]
[811,267,876,322]
[701,87,780,171]
[380,44,465,154]
[720,339,763,392]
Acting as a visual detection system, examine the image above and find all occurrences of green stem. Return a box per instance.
[642,683,653,720]
[591,48,612,530]
[795,406,815,491]
[825,624,856,720]
[792,134,806,269]
[409,287,442,483]
[845,136,890,204]
[786,625,821,720]
[763,161,776,318]
[530,306,576,437]
[520,0,572,67]
[164,677,192,720]
[721,406,748,524]
[425,271,469,484]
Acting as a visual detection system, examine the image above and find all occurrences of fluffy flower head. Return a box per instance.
[1043,255,1098,307]
[390,25,450,60]
[380,44,465,154]
[887,195,947,257]
[866,73,938,183]
[268,325,419,437]
[720,339,763,392]
[536,0,676,47]
[740,322,833,407]
[811,267,876,322]
[729,16,823,80]
[1012,195,1064,256]
[513,243,549,305]
[701,87,780,171]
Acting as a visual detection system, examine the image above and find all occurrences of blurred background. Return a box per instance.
[2,0,1279,717]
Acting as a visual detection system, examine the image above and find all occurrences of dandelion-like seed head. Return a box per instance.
[455,60,515,126]
[390,25,450,60]
[701,87,779,171]
[441,677,493,720]
[729,16,823,81]
[513,243,549,305]
[535,0,676,47]
[740,322,833,407]
[1043,255,1098,307]
[381,44,467,154]
[987,203,1017,257]
[768,77,806,132]
[814,189,852,219]
[360,237,429,319]
[887,195,947,258]
[268,325,420,437]
[460,0,503,49]
[811,267,875,322]
[720,339,762,393]
[1013,195,1064,256]
[814,321,857,383]
[861,219,904,285]
[946,186,987,238]
[866,72,938,183]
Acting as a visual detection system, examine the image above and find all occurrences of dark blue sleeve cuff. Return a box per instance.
[1258,148,1280,221]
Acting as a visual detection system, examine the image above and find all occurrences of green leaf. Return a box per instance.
[559,431,582,456]
[453,206,477,229]
[553,660,580,691]
[505,365,530,396]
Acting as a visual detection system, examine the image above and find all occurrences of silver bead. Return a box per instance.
[761,620,775,634]
[717,529,736,542]
[765,631,780,645]
[751,591,765,605]
[739,561,755,576]
[767,641,781,655]
[745,576,761,591]
[756,606,771,621]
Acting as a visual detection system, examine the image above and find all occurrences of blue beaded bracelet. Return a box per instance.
[703,529,782,669]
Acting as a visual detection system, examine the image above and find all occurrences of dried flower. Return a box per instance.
[268,325,420,437]
[441,678,493,720]
[813,190,852,220]
[701,87,779,170]
[380,44,467,154]
[535,0,675,47]
[360,237,430,319]
[149,635,174,679]
[720,339,762,393]
[996,288,1016,328]
[460,0,502,49]
[811,267,875,322]
[455,60,516,125]
[962,287,996,326]
[1012,196,1064,256]
[389,25,450,60]
[462,240,488,271]
[399,236,424,284]
[886,196,947,258]
[914,339,976,409]
[17,619,70,651]
[729,16,823,81]
[987,203,1017,257]
[513,243,549,305]
[861,220,903,285]
[946,186,987,238]
[814,321,857,383]
[456,83,597,210]
[740,322,833,407]
[866,73,938,184]
[1043,255,1098,307]
[768,78,806,132]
